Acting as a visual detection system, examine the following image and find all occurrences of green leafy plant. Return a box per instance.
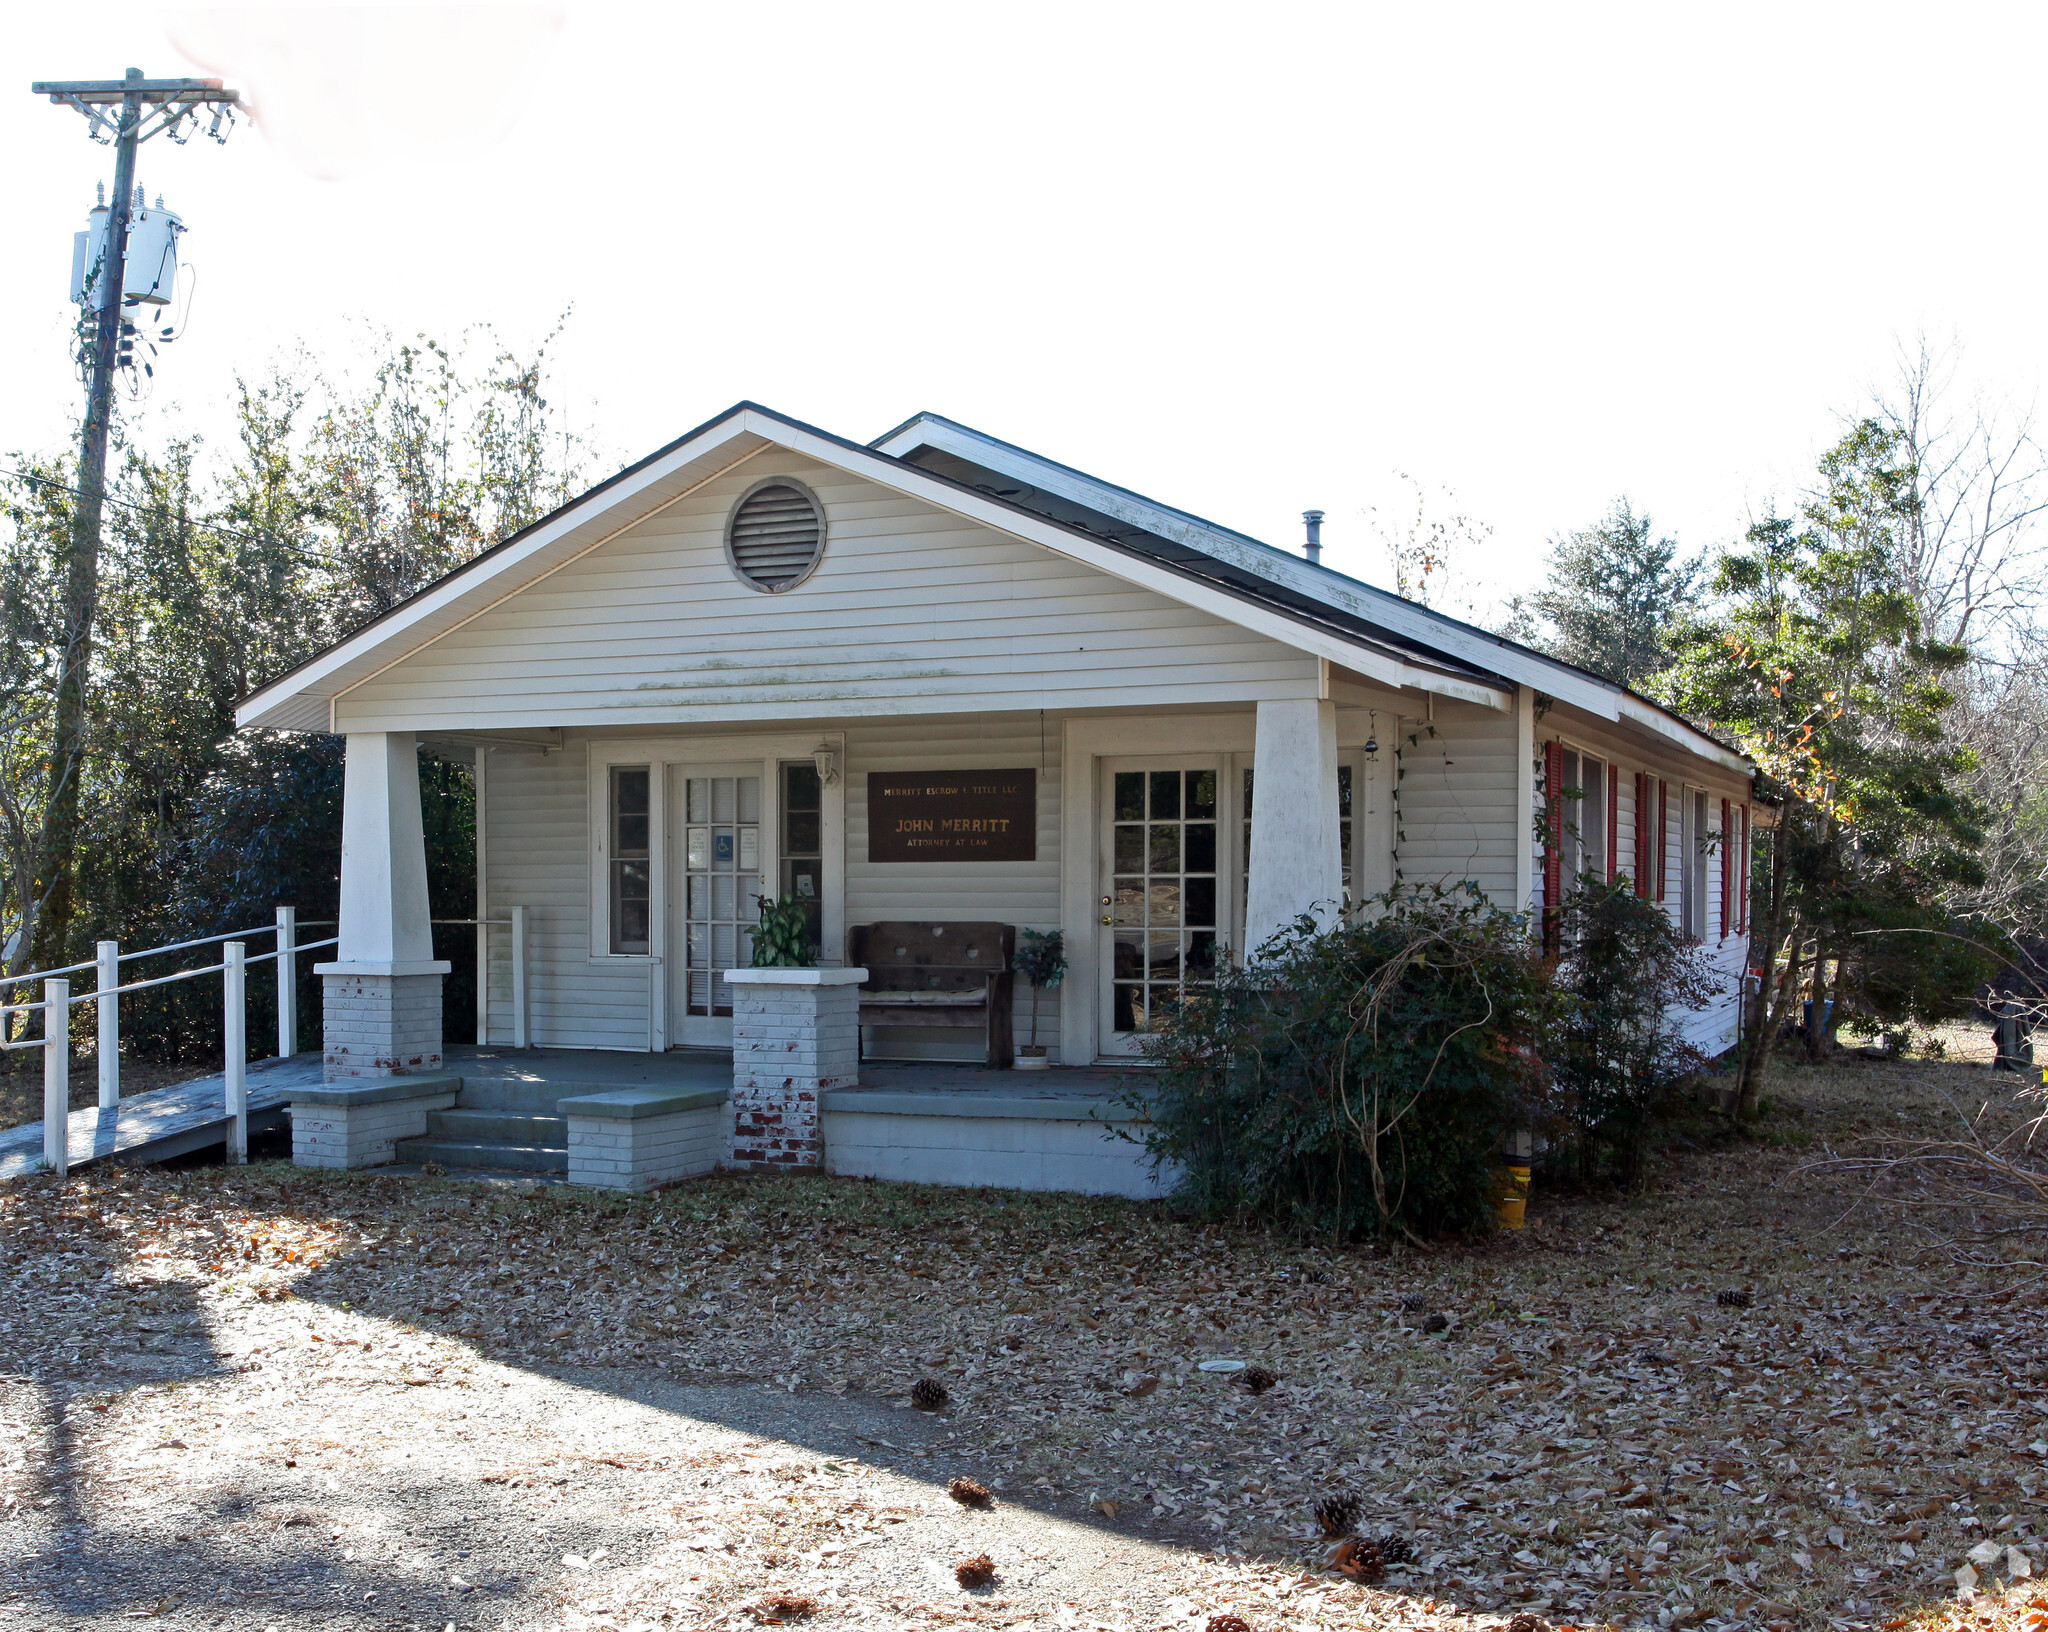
[1014,928,1066,1050]
[751,894,817,968]
[1129,883,1558,1243]
[1552,872,1715,1189]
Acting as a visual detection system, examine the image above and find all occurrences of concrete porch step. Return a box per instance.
[390,1136,568,1173]
[425,1108,566,1144]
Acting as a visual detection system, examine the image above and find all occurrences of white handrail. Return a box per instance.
[15,901,528,1175]
[45,979,69,1179]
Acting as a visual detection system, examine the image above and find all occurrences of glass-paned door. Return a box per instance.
[671,766,768,1046]
[1100,761,1222,1057]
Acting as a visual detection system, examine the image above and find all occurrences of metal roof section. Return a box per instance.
[871,412,1747,771]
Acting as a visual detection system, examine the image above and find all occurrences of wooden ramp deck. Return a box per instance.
[0,1052,325,1182]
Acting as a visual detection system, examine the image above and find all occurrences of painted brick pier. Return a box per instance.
[722,967,866,1172]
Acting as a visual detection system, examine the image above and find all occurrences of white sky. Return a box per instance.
[5,2,2043,614]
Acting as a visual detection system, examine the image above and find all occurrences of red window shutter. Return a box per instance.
[1543,741,1563,951]
[1719,796,1732,938]
[1655,780,1669,902]
[1738,804,1750,932]
[1606,762,1619,882]
[1633,772,1651,898]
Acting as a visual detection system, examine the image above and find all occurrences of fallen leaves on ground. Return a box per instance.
[0,1051,2043,1632]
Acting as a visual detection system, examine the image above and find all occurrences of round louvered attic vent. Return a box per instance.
[725,479,825,592]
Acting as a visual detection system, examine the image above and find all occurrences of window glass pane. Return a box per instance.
[609,767,652,954]
[1149,769,1180,819]
[785,811,821,854]
[1149,880,1182,926]
[1185,769,1217,819]
[1114,771,1145,821]
[1338,763,1352,817]
[1148,823,1181,873]
[1184,822,1216,873]
[1115,824,1144,871]
[1184,875,1216,927]
[687,777,709,823]
[784,762,821,812]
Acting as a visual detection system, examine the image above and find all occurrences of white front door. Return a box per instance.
[1098,758,1227,1058]
[669,763,775,1048]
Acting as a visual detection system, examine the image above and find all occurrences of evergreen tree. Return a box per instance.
[1512,500,1699,686]
[1656,420,1989,1106]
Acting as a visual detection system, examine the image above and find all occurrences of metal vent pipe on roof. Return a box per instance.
[1302,510,1324,565]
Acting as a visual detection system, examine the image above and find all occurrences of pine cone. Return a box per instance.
[1306,1269,1332,1285]
[954,1553,996,1588]
[911,1378,949,1410]
[1242,1366,1278,1396]
[1716,1288,1753,1309]
[760,1594,815,1622]
[1375,1532,1414,1567]
[1313,1491,1362,1536]
[1398,1293,1429,1312]
[1333,1538,1385,1583]
[1421,1312,1449,1334]
[1206,1617,1252,1632]
[420,1160,447,1177]
[1506,1615,1546,1632]
[947,1476,994,1508]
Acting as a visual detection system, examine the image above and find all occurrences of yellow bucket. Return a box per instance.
[1497,1165,1532,1230]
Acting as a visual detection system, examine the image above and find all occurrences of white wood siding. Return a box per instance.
[1392,703,1521,906]
[337,455,1320,734]
[479,715,1070,1056]
[479,742,655,1051]
[1534,705,1752,1055]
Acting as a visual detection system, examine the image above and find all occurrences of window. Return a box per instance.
[608,766,651,955]
[725,479,825,592]
[780,760,823,954]
[1556,749,1606,888]
[1678,787,1712,940]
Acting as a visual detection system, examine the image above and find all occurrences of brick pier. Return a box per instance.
[722,967,866,1172]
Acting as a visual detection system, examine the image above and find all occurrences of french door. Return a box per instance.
[1098,758,1230,1058]
[668,763,774,1048]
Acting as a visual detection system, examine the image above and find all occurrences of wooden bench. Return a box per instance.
[847,922,1015,1068]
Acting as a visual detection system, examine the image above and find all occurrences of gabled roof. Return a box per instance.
[234,401,1747,773]
[872,412,1746,770]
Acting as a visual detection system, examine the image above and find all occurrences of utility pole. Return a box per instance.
[24,69,239,970]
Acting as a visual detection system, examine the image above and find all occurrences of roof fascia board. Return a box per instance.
[754,414,1508,711]
[234,419,769,729]
[876,413,1736,760]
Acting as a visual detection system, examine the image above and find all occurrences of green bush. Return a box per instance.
[1129,884,1557,1243]
[1551,873,1715,1189]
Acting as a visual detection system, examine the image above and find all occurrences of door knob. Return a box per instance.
[1100,914,1113,925]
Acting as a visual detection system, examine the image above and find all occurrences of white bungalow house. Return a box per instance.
[234,403,1755,1195]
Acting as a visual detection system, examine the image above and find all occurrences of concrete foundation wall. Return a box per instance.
[292,1081,459,1170]
[821,1107,1175,1199]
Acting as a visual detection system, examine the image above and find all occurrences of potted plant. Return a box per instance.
[751,894,817,967]
[1013,928,1066,1069]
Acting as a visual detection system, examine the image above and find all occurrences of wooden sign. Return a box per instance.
[868,769,1036,862]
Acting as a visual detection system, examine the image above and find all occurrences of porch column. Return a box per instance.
[1243,697,1342,960]
[313,732,451,1080]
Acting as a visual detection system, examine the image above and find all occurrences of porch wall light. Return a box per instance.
[812,744,840,787]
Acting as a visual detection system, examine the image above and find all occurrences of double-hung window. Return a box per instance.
[608,765,652,955]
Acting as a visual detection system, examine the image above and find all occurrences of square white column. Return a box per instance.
[314,732,451,1080]
[1243,697,1343,959]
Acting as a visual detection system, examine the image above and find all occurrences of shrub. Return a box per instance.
[1552,872,1715,1188]
[1130,884,1556,1243]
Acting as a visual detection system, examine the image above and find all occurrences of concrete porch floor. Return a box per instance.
[444,1044,1149,1104]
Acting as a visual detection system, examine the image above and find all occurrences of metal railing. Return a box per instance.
[1,904,529,1179]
